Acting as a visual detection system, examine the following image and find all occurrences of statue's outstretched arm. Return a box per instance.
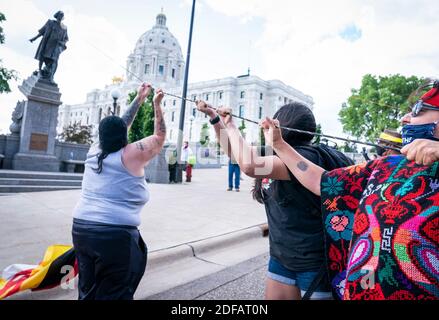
[29,20,49,43]
[29,34,42,43]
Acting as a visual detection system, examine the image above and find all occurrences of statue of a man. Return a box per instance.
[29,11,68,84]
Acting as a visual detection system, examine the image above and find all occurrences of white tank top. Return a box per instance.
[73,146,149,227]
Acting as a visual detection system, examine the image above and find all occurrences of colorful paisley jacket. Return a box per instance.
[320,155,438,300]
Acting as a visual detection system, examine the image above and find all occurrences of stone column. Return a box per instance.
[12,75,62,172]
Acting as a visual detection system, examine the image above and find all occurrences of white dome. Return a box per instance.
[126,12,185,87]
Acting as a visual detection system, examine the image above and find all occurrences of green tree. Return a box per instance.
[127,89,154,143]
[59,122,93,145]
[238,120,246,138]
[339,74,424,141]
[200,123,210,146]
[0,12,17,94]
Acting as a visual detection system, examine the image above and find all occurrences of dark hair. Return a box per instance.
[93,116,128,174]
[273,102,317,146]
[252,102,317,203]
[252,179,264,204]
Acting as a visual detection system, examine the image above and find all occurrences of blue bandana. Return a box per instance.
[401,122,439,146]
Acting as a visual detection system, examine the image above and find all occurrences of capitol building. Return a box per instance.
[57,11,314,145]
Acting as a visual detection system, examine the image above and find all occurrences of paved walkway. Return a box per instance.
[149,253,268,300]
[0,167,269,299]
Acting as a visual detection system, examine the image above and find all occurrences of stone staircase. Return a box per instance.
[0,170,83,193]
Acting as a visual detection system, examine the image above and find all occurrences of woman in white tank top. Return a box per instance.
[72,83,166,300]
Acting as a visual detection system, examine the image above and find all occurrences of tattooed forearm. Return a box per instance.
[297,161,308,172]
[154,106,166,136]
[121,97,141,127]
[136,141,145,151]
[158,115,166,134]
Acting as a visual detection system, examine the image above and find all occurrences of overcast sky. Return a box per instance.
[1,0,438,139]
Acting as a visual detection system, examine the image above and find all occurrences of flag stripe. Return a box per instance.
[0,245,78,299]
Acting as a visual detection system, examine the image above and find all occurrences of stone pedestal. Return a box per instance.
[144,143,170,184]
[12,75,62,172]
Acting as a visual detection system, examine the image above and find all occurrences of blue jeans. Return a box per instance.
[267,256,332,299]
[228,163,241,189]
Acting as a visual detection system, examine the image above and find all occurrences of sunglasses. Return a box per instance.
[411,100,439,117]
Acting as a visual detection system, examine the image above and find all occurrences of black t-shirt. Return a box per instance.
[261,144,354,272]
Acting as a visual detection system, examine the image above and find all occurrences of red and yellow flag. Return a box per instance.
[0,245,77,300]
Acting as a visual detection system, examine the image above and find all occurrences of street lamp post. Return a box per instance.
[111,88,121,115]
[189,115,195,141]
[176,0,196,183]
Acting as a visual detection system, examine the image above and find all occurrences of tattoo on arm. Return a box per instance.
[136,141,145,152]
[297,161,308,172]
[121,97,141,127]
[158,116,166,134]
[154,106,166,135]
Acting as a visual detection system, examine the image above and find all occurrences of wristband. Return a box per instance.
[209,115,220,125]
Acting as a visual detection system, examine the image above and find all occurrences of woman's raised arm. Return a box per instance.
[123,88,166,168]
[121,83,152,129]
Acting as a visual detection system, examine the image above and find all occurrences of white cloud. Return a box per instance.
[203,0,439,139]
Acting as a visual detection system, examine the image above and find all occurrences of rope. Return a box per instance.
[83,39,401,153]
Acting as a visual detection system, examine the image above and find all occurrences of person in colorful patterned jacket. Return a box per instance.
[261,79,439,300]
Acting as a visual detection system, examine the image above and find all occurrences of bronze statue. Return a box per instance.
[29,11,69,84]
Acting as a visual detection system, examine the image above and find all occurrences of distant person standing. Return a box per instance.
[227,156,241,192]
[181,141,193,182]
[167,147,178,183]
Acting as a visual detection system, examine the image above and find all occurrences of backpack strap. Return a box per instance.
[302,264,327,300]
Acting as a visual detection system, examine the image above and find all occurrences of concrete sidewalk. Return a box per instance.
[0,166,269,299]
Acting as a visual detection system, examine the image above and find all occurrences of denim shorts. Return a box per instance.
[267,256,332,299]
